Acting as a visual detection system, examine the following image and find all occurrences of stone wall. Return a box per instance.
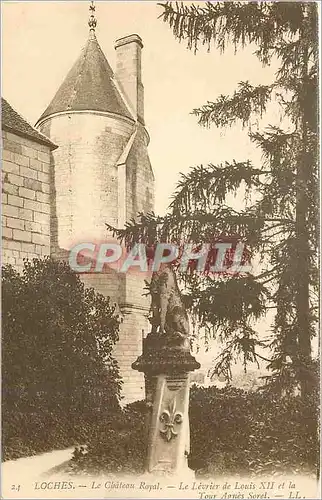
[38,112,134,251]
[113,304,148,403]
[121,123,154,403]
[126,124,154,220]
[2,130,51,272]
[80,271,150,404]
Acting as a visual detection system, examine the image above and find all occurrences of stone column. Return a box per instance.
[132,332,200,477]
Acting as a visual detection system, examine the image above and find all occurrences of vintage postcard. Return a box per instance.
[1,1,320,499]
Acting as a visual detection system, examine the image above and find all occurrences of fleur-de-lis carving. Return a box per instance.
[159,398,183,442]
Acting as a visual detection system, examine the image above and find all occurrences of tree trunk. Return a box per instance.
[295,12,313,398]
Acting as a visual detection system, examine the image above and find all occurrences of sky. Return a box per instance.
[1,0,278,215]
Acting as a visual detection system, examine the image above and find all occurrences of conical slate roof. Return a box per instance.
[37,33,133,123]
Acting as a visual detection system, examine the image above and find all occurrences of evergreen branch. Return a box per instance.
[209,330,270,380]
[254,352,273,363]
[261,274,280,286]
[107,210,294,251]
[192,82,273,128]
[254,266,280,282]
[106,212,165,247]
[260,223,288,234]
[169,160,269,213]
[159,2,308,62]
[189,275,270,330]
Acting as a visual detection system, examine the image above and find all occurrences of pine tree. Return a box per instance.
[108,2,319,396]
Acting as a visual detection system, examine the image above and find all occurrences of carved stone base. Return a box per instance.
[132,331,200,477]
[132,331,200,375]
[145,373,194,477]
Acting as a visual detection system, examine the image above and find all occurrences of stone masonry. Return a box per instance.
[2,116,56,271]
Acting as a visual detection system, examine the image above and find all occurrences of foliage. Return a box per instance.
[2,257,121,460]
[189,385,319,477]
[70,387,319,477]
[229,369,267,392]
[108,2,319,396]
[68,400,148,475]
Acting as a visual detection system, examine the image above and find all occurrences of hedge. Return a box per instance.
[69,386,319,477]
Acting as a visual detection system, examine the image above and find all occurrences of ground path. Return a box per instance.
[1,449,319,499]
[1,447,75,498]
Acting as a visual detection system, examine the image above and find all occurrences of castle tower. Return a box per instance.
[35,6,155,403]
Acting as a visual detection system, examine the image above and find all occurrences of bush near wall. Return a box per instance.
[70,386,319,477]
[2,258,122,461]
[69,400,148,475]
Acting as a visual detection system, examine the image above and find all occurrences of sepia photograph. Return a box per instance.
[1,1,320,498]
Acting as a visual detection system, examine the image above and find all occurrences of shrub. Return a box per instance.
[2,258,122,460]
[71,386,319,477]
[189,385,319,476]
[69,400,148,475]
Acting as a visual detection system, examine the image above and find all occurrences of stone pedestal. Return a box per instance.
[132,332,200,477]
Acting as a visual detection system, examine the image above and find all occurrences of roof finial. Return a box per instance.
[88,0,97,35]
